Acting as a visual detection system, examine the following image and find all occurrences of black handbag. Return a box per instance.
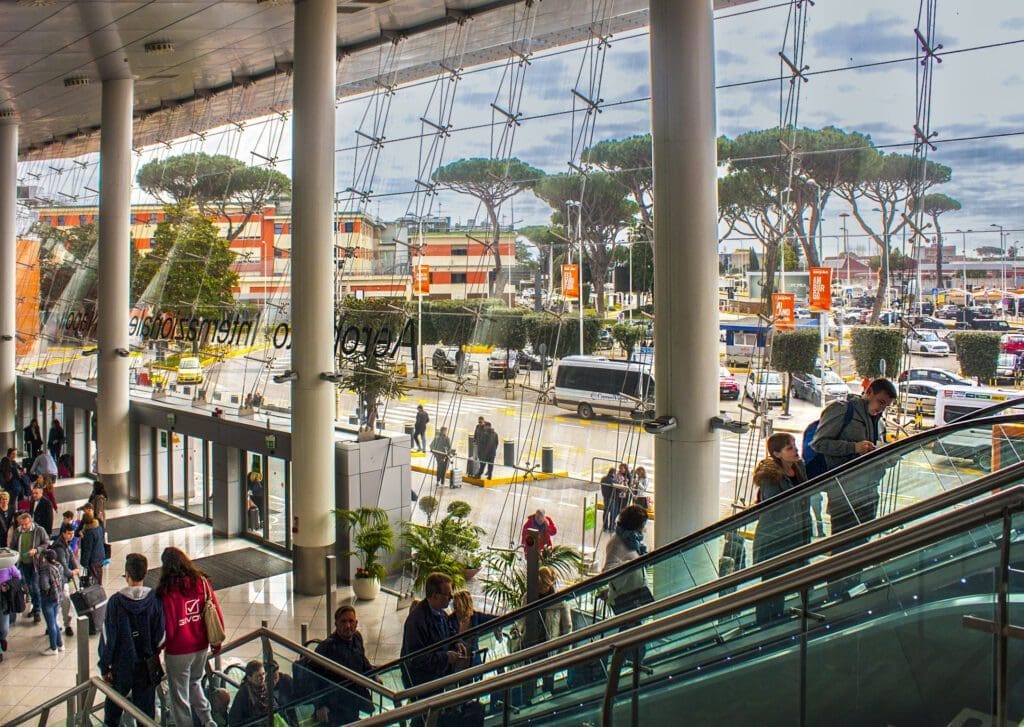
[128,611,164,688]
[609,586,655,615]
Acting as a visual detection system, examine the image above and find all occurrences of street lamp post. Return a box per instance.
[566,200,583,355]
[956,229,972,294]
[991,223,1006,300]
[839,212,851,290]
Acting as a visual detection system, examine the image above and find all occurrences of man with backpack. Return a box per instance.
[808,377,897,540]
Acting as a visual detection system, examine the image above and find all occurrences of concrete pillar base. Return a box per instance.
[100,471,129,508]
[293,543,335,596]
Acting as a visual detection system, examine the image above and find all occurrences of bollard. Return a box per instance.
[503,439,515,467]
[541,446,554,474]
[76,614,90,715]
[325,555,337,638]
[404,424,415,448]
[301,622,309,646]
[467,436,477,460]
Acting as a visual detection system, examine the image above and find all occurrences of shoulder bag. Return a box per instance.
[202,577,226,646]
[127,610,165,688]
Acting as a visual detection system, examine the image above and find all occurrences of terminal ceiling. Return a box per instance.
[0,0,754,161]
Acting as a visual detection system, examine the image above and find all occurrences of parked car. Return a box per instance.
[431,346,463,374]
[744,370,784,405]
[897,367,974,387]
[1000,334,1024,354]
[936,304,960,319]
[487,348,520,379]
[175,356,204,384]
[794,307,811,320]
[878,311,902,325]
[719,366,740,400]
[791,369,850,403]
[995,353,1018,385]
[908,315,950,330]
[595,329,613,350]
[898,380,942,415]
[517,345,552,371]
[971,318,1012,332]
[939,330,959,353]
[906,330,950,356]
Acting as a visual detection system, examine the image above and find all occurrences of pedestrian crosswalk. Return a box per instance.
[375,394,525,427]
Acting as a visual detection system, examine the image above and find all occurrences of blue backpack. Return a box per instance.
[802,400,854,479]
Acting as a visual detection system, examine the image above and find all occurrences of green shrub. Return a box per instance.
[770,329,820,375]
[611,323,645,358]
[524,314,603,357]
[850,327,904,378]
[954,331,1001,382]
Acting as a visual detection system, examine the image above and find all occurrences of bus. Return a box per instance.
[553,356,654,420]
[933,385,1024,425]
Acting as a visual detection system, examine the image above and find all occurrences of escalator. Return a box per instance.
[372,413,1024,694]
[357,484,1024,726]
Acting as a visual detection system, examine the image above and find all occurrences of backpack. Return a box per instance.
[802,400,855,479]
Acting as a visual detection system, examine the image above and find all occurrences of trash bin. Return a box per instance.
[541,446,554,474]
[503,439,515,467]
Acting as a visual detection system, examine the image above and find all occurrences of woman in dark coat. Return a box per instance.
[751,432,812,623]
[600,467,618,532]
[228,660,277,725]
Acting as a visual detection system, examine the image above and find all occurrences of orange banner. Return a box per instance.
[413,264,430,295]
[562,264,580,299]
[809,267,832,312]
[772,292,796,330]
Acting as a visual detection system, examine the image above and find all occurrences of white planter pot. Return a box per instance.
[352,576,381,601]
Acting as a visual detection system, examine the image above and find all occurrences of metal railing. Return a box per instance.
[355,484,1024,726]
[6,676,159,727]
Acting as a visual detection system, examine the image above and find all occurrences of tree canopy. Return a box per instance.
[136,152,290,241]
[131,201,239,319]
[532,171,638,316]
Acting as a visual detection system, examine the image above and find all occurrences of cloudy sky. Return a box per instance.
[23,0,1024,257]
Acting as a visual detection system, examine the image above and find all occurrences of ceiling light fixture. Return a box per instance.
[63,76,91,88]
[144,40,175,55]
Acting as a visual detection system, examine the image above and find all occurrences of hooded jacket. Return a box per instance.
[98,585,166,676]
[79,519,106,567]
[160,575,224,656]
[751,456,812,564]
[50,536,81,579]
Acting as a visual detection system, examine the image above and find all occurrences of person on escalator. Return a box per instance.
[810,378,896,539]
[752,433,812,623]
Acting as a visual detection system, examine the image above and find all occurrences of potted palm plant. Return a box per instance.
[334,506,395,601]
[401,500,485,592]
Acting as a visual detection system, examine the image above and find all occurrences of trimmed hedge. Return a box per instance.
[770,329,820,375]
[850,327,904,378]
[954,331,1001,383]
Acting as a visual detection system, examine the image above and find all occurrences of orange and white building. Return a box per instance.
[32,204,516,305]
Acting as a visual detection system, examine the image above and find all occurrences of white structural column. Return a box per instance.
[0,115,16,452]
[96,78,133,507]
[650,0,721,547]
[290,0,337,595]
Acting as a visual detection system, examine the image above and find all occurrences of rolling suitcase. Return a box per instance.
[69,579,107,635]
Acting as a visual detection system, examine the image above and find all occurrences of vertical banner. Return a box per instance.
[809,267,832,312]
[412,264,430,295]
[562,264,580,299]
[772,292,796,329]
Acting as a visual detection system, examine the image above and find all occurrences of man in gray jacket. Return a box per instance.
[811,377,896,538]
[8,512,50,623]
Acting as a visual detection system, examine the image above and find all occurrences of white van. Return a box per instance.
[553,356,654,420]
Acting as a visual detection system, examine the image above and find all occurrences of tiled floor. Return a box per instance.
[0,489,406,724]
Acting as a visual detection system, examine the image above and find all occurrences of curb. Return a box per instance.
[411,463,568,487]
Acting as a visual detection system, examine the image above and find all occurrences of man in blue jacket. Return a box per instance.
[98,553,165,726]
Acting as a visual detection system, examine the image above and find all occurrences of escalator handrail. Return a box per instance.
[376,410,1024,674]
[355,484,1024,726]
[390,456,1024,700]
[6,676,159,727]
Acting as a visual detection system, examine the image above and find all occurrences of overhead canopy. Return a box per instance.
[0,0,756,160]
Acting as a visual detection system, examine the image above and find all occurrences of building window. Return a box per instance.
[344,221,354,233]
[451,247,468,256]
[56,216,65,226]
[451,273,468,284]
[274,223,284,235]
